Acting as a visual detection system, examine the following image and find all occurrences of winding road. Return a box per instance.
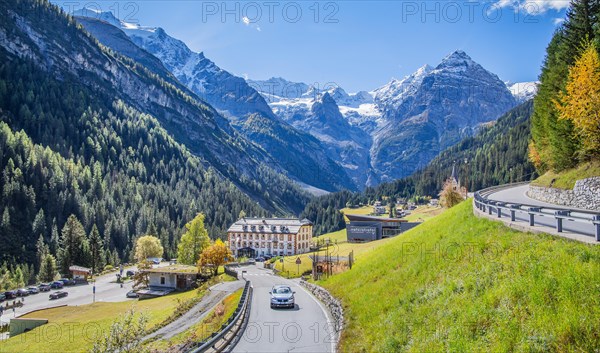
[232,264,334,353]
[484,184,598,240]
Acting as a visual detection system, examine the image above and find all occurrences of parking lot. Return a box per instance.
[0,269,136,325]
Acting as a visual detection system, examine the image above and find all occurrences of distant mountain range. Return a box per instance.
[1,5,540,196]
[73,8,537,190]
[251,55,536,185]
[73,9,355,194]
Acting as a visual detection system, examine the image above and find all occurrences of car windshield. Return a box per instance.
[273,287,291,294]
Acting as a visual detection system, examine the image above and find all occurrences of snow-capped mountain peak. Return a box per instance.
[434,50,480,73]
[507,81,539,103]
[373,64,432,109]
[72,8,122,27]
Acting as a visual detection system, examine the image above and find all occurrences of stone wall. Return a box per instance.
[527,177,600,212]
[299,280,344,347]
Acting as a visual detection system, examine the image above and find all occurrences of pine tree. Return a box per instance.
[89,224,104,275]
[58,214,89,276]
[32,209,46,239]
[36,234,49,270]
[38,253,58,282]
[50,219,59,254]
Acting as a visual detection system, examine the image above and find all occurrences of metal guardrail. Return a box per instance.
[474,183,600,241]
[188,280,252,353]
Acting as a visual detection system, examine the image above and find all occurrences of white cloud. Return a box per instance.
[553,17,565,25]
[493,0,570,15]
[241,16,261,31]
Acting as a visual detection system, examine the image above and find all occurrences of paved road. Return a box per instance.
[486,184,597,239]
[0,263,177,325]
[232,264,334,353]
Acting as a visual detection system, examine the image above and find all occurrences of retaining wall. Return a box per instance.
[299,280,343,348]
[528,177,600,212]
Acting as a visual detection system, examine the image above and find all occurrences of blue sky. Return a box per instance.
[55,1,569,92]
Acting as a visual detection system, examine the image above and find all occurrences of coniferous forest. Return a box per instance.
[0,54,268,278]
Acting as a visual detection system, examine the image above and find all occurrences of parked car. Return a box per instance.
[269,285,295,309]
[126,290,139,298]
[263,254,273,260]
[50,281,64,289]
[126,270,135,277]
[0,293,6,302]
[147,257,162,265]
[255,257,266,262]
[49,291,68,300]
[26,286,39,294]
[16,288,30,297]
[59,278,76,286]
[38,283,51,292]
[4,290,17,299]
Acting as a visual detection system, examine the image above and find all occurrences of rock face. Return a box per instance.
[74,9,522,190]
[370,51,517,182]
[252,51,518,187]
[300,93,373,187]
[527,178,600,212]
[73,8,356,192]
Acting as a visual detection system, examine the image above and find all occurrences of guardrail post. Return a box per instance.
[488,202,494,215]
[510,205,520,222]
[554,211,569,233]
[528,207,540,226]
[594,215,600,242]
[496,203,505,218]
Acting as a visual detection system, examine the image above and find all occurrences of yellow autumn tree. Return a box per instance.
[134,235,163,263]
[198,239,233,277]
[439,178,464,209]
[555,43,600,159]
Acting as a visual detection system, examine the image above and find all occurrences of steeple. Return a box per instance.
[451,163,458,184]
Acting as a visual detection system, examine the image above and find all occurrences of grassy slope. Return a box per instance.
[2,290,202,352]
[274,229,396,278]
[532,161,600,189]
[274,206,446,278]
[146,288,243,351]
[320,201,600,352]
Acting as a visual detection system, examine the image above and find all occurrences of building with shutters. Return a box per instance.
[227,218,313,257]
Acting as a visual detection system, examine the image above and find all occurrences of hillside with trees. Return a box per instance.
[0,0,302,284]
[530,0,600,175]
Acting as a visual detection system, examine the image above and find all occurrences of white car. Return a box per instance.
[269,285,295,309]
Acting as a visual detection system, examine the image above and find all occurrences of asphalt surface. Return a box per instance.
[232,264,334,353]
[486,184,598,239]
[0,264,171,325]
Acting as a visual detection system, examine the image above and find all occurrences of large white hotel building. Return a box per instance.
[227,218,313,257]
